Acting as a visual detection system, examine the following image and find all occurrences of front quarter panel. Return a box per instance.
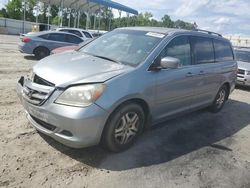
[95,68,156,116]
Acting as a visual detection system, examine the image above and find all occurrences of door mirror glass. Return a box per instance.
[160,56,180,69]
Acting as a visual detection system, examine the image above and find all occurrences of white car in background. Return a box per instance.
[88,29,108,38]
[56,28,93,40]
[235,47,250,87]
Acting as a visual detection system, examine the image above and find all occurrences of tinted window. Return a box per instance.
[39,34,49,39]
[47,33,65,42]
[66,34,83,44]
[161,36,191,66]
[82,31,92,38]
[60,29,82,37]
[214,40,234,61]
[191,36,214,64]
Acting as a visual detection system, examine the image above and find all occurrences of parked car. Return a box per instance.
[16,27,237,152]
[88,30,107,38]
[56,28,93,40]
[18,31,83,59]
[51,39,93,55]
[234,47,250,87]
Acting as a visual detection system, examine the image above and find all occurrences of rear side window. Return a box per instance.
[82,31,92,38]
[66,34,83,44]
[191,36,214,64]
[47,33,65,42]
[161,36,191,66]
[213,40,234,61]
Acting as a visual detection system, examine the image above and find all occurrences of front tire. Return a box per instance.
[209,85,228,113]
[102,103,145,152]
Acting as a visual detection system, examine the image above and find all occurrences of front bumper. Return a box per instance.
[236,74,250,86]
[16,79,108,148]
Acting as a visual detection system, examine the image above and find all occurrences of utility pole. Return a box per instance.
[22,0,26,34]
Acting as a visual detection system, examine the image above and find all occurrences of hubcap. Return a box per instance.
[216,89,226,108]
[114,112,139,145]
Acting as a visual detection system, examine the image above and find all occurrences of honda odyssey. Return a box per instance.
[16,27,237,152]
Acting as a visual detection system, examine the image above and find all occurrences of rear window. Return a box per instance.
[39,34,49,39]
[82,31,92,38]
[60,29,83,38]
[191,36,214,64]
[214,40,234,61]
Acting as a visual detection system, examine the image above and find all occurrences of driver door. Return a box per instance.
[153,35,201,122]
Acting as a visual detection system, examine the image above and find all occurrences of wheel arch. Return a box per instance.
[100,97,151,142]
[222,82,230,100]
[33,46,50,54]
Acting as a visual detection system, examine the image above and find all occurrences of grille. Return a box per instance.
[237,69,245,75]
[22,78,54,105]
[33,74,55,87]
[30,115,56,131]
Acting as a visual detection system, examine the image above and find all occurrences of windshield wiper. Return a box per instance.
[92,54,122,65]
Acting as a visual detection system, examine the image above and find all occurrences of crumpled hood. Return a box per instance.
[33,51,130,87]
[237,61,250,71]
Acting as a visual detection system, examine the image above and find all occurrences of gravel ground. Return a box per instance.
[0,34,250,188]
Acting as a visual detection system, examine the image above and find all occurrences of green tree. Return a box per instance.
[174,19,194,30]
[5,0,22,19]
[161,14,174,27]
[0,8,8,17]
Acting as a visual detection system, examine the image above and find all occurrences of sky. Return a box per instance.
[1,0,249,36]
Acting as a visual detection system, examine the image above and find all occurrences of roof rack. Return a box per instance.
[193,29,222,37]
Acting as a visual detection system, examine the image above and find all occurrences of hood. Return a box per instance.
[33,51,131,87]
[237,61,250,70]
[51,45,79,54]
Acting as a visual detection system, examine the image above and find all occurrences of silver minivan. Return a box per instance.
[16,27,237,152]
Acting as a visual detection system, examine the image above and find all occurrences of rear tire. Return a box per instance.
[209,85,228,113]
[102,103,145,152]
[34,47,50,60]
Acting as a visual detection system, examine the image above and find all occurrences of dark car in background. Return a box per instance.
[18,31,83,59]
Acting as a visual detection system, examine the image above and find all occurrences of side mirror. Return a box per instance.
[160,56,180,69]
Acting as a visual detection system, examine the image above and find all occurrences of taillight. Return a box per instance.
[22,37,31,43]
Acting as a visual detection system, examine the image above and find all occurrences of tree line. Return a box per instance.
[0,0,196,31]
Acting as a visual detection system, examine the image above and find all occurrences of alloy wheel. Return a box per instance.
[114,112,139,145]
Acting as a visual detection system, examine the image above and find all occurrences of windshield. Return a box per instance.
[79,29,164,66]
[235,50,250,63]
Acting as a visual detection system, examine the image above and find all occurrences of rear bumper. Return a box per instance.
[18,43,33,54]
[16,79,109,148]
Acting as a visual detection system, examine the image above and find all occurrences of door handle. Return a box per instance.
[186,72,194,77]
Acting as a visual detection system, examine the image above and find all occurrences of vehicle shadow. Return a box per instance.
[40,99,250,171]
[235,85,250,91]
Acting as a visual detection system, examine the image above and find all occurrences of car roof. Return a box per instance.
[117,27,229,42]
[28,30,83,39]
[57,28,91,33]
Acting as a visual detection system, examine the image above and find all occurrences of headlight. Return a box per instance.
[55,84,106,107]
